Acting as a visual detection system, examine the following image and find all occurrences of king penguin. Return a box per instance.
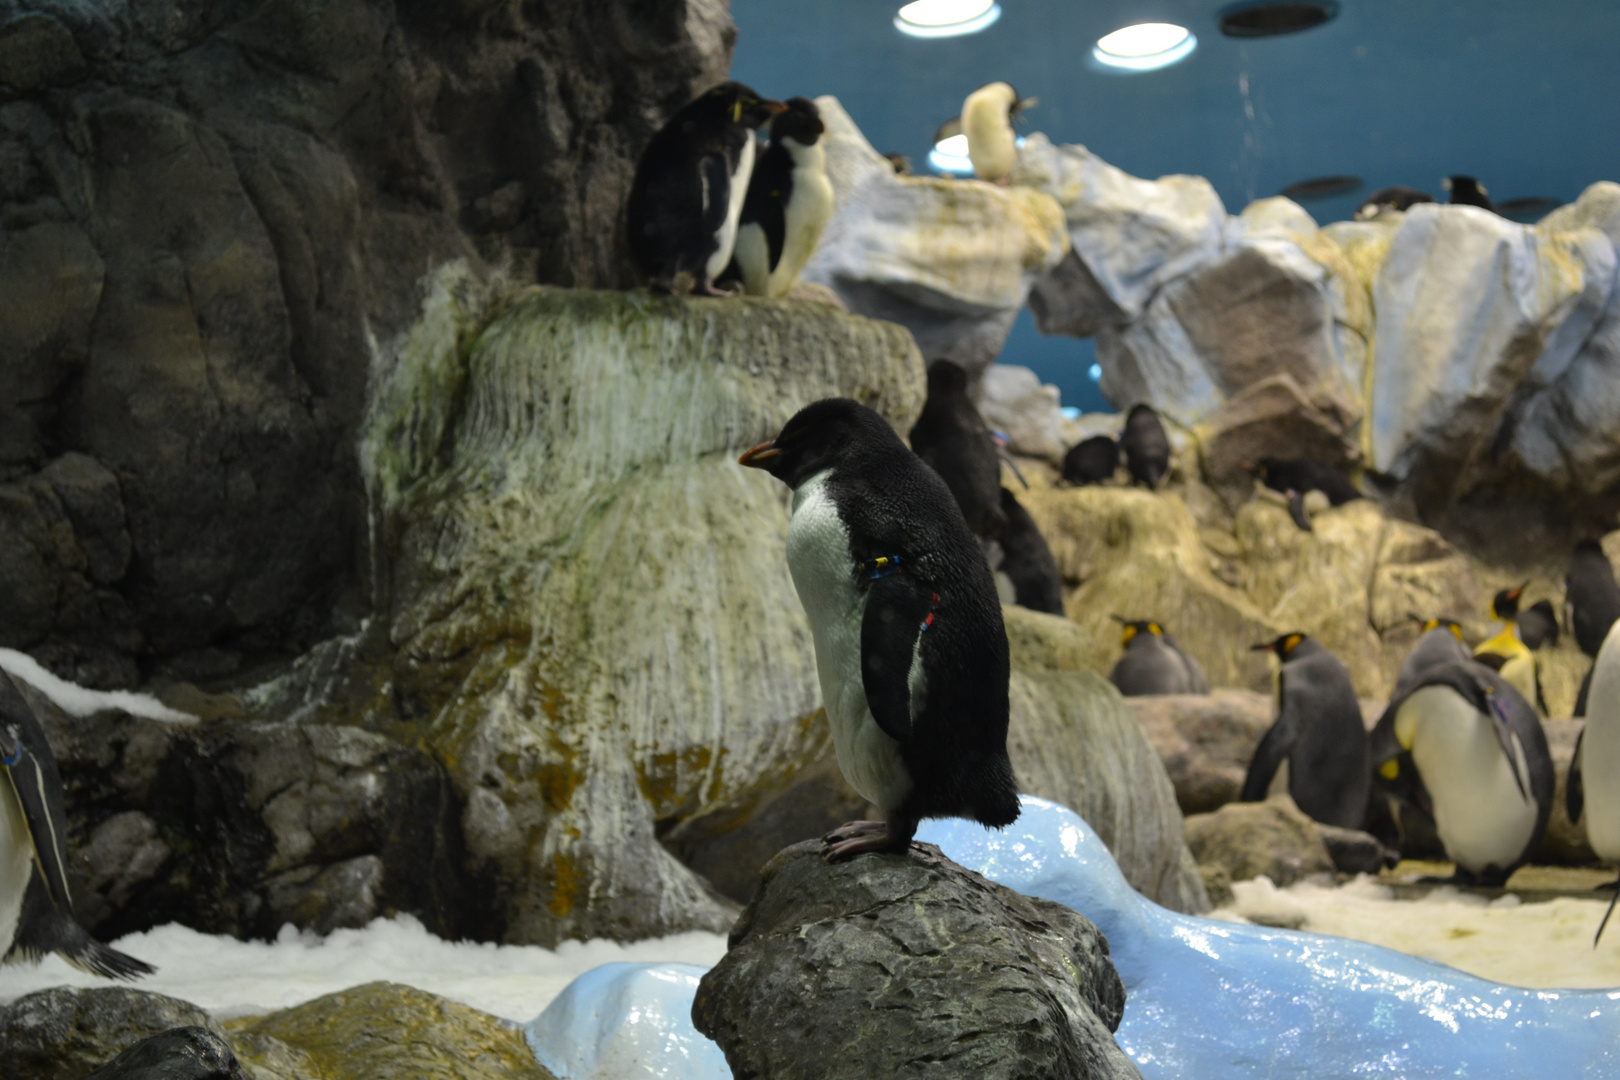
[948,82,1036,184]
[1,670,153,978]
[1370,659,1553,885]
[627,81,785,296]
[739,399,1020,859]
[1472,583,1545,714]
[1567,619,1620,942]
[1393,617,1472,699]
[1240,633,1370,830]
[909,360,1007,539]
[1120,404,1171,490]
[1108,619,1210,697]
[1568,540,1620,716]
[730,96,835,299]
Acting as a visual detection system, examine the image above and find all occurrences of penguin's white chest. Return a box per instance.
[0,770,33,956]
[766,140,834,298]
[785,471,913,810]
[963,93,1016,181]
[1398,688,1538,874]
[705,137,755,281]
[1581,625,1620,860]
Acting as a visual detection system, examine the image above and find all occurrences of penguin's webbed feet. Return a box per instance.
[822,818,915,861]
[699,278,740,298]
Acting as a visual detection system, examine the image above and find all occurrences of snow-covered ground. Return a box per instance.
[0,916,727,1022]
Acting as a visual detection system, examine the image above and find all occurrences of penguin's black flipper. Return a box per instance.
[1568,726,1585,824]
[6,872,155,980]
[1285,489,1313,531]
[1,673,74,910]
[1240,714,1296,802]
[861,571,938,744]
[1576,665,1594,717]
[698,153,733,237]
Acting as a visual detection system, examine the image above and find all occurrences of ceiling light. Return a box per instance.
[895,0,1001,38]
[1093,23,1196,71]
[928,132,1026,176]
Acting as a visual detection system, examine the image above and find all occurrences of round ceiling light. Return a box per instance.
[1093,23,1197,71]
[1219,2,1339,38]
[895,0,1002,38]
[929,133,975,174]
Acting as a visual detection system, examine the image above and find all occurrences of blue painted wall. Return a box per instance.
[730,0,1620,413]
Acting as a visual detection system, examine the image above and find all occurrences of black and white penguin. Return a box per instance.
[1,670,153,979]
[1566,620,1620,941]
[1240,633,1370,830]
[1120,404,1170,490]
[627,81,785,296]
[1354,184,1435,221]
[1472,583,1545,714]
[1062,435,1119,486]
[1392,617,1472,699]
[909,360,1007,539]
[1108,619,1210,697]
[994,487,1063,616]
[952,82,1036,184]
[1247,457,1360,532]
[739,398,1020,859]
[1370,660,1553,885]
[1444,175,1496,213]
[1568,540,1620,716]
[730,97,835,299]
[1517,599,1560,651]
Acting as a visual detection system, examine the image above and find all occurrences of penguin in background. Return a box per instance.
[1062,435,1119,486]
[1371,660,1553,886]
[729,97,835,299]
[628,81,786,296]
[1108,618,1210,697]
[1120,404,1171,490]
[1472,583,1546,715]
[1566,620,1620,942]
[934,82,1037,184]
[1568,540,1620,716]
[1240,633,1370,830]
[1246,457,1361,532]
[1516,599,1560,651]
[1444,175,1496,213]
[739,398,1020,859]
[1,670,153,979]
[994,487,1064,616]
[1393,617,1472,699]
[908,360,1007,539]
[1354,185,1435,221]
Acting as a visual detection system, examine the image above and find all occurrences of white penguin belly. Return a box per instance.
[732,222,770,296]
[1400,688,1538,874]
[786,471,913,811]
[1581,624,1620,860]
[963,90,1016,181]
[765,141,834,298]
[0,770,34,957]
[706,137,755,281]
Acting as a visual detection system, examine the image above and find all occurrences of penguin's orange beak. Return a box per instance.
[1508,582,1527,601]
[738,441,782,468]
[1250,641,1277,653]
[765,100,789,116]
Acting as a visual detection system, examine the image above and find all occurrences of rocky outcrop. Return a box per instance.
[82,1027,249,1080]
[1182,796,1335,889]
[1123,690,1274,815]
[692,840,1141,1080]
[800,97,1069,380]
[974,363,1067,461]
[0,986,226,1080]
[0,0,734,686]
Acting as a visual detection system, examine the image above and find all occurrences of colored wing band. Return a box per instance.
[0,748,17,766]
[921,592,940,632]
[867,555,904,580]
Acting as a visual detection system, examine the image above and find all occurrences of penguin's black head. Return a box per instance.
[925,359,970,398]
[1490,582,1527,621]
[771,96,825,146]
[695,81,787,130]
[739,397,897,489]
[1252,632,1308,660]
[1111,615,1163,647]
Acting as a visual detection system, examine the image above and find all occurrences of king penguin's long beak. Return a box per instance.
[738,441,782,468]
[1249,642,1277,653]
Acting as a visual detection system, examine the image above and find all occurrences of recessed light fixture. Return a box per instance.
[895,0,1001,38]
[1093,23,1197,71]
[1088,364,1103,381]
[928,131,1026,176]
[1219,2,1339,38]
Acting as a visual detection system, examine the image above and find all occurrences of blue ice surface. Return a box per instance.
[524,796,1620,1079]
[524,962,728,1080]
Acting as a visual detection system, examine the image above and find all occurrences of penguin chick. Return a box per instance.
[628,81,785,296]
[731,97,834,299]
[1241,633,1369,829]
[1,670,154,979]
[960,82,1035,184]
[1108,619,1210,696]
[1354,185,1435,221]
[1473,582,1545,714]
[1566,620,1620,942]
[996,487,1063,615]
[1062,435,1119,486]
[1516,599,1559,651]
[1443,175,1496,213]
[1370,660,1553,886]
[909,360,1007,539]
[739,399,1020,860]
[1121,404,1170,490]
[1393,617,1471,699]
[1247,457,1361,532]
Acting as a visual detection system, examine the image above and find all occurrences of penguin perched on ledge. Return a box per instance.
[1,670,153,979]
[740,399,1020,860]
[1121,404,1170,490]
[1109,619,1209,696]
[935,82,1037,184]
[909,360,1007,539]
[1246,457,1360,532]
[729,96,834,299]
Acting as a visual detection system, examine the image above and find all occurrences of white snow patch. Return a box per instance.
[0,915,728,1022]
[1213,874,1620,989]
[0,649,196,725]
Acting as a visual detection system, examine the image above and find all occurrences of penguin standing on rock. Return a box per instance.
[1246,458,1360,532]
[1444,175,1496,213]
[1121,404,1170,490]
[1062,435,1119,486]
[1109,619,1209,696]
[909,360,1007,539]
[1568,541,1620,716]
[935,82,1036,184]
[1371,660,1553,886]
[994,487,1063,615]
[729,96,834,299]
[1241,633,1370,830]
[739,399,1020,859]
[1567,620,1620,942]
[1,670,153,979]
[628,82,786,296]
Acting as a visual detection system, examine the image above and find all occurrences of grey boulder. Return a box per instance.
[0,986,225,1080]
[82,1027,249,1080]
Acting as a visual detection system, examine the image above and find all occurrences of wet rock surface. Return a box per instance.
[81,1027,249,1080]
[1183,795,1335,888]
[693,840,1141,1080]
[0,986,226,1080]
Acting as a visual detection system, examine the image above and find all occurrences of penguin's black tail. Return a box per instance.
[973,754,1023,828]
[63,938,157,981]
[8,873,156,980]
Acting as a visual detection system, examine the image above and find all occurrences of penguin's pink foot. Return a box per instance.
[821,818,915,861]
[699,279,740,297]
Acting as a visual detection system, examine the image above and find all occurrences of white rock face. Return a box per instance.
[974,364,1066,461]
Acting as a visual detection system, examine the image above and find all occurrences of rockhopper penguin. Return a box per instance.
[1121,404,1171,490]
[1062,435,1119,486]
[1,669,153,978]
[1241,633,1370,830]
[994,487,1063,616]
[1567,619,1620,942]
[1109,619,1209,697]
[1371,660,1553,886]
[909,360,1007,539]
[730,96,834,299]
[739,398,1020,859]
[1246,457,1360,532]
[628,81,785,296]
